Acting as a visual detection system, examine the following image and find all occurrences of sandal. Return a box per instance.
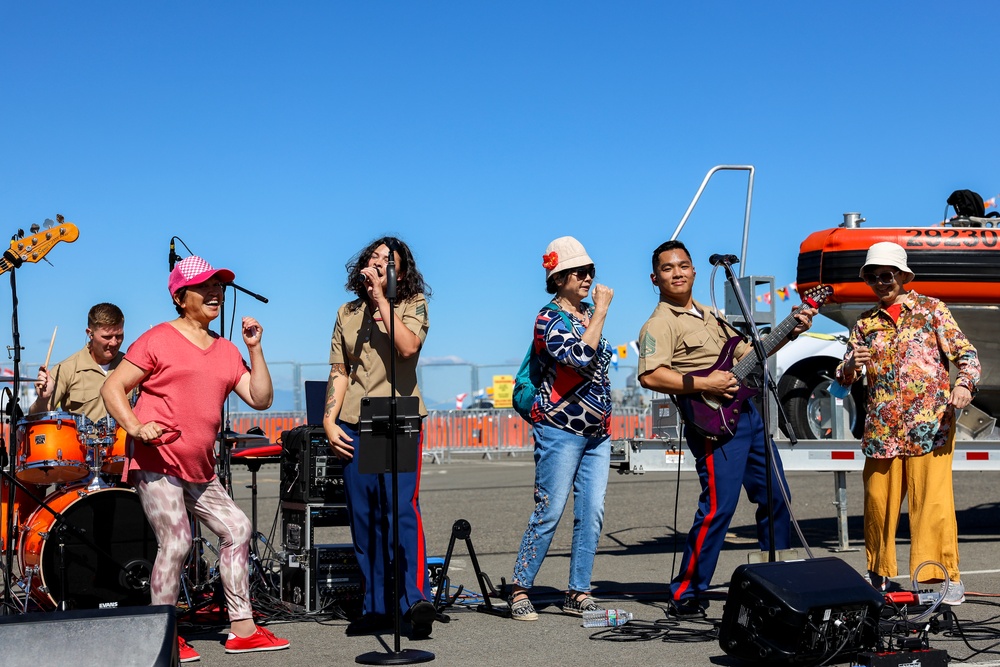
[508,591,538,621]
[562,591,601,616]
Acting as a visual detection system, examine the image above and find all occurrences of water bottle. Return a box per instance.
[581,609,633,628]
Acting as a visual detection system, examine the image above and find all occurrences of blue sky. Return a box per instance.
[2,2,998,409]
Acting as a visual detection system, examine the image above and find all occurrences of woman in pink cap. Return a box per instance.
[102,255,288,661]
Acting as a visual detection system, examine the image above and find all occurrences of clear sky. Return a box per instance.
[2,2,998,409]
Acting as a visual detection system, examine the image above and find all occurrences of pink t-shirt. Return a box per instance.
[123,322,249,483]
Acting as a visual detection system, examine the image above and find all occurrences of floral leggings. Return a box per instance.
[131,470,252,621]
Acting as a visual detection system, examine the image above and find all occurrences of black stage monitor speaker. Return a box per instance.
[718,557,884,665]
[0,604,177,666]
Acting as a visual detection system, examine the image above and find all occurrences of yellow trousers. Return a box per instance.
[863,431,959,583]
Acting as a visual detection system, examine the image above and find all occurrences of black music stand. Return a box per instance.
[358,397,421,475]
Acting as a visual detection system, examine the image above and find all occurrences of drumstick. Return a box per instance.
[43,326,57,369]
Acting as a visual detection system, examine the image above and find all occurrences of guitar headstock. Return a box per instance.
[8,220,79,265]
[0,219,79,277]
[801,284,833,309]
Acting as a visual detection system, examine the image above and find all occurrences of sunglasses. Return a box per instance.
[862,270,898,286]
[568,265,596,280]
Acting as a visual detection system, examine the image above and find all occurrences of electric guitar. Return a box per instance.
[0,217,79,276]
[674,284,833,439]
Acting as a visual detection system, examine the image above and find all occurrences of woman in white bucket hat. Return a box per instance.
[836,241,980,605]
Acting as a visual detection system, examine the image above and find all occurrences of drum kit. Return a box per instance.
[1,410,157,611]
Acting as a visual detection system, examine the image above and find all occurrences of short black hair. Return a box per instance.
[651,240,692,272]
[173,287,188,316]
[545,268,571,294]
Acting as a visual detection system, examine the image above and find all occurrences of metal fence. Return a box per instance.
[228,406,652,462]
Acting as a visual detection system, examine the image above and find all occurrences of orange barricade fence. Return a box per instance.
[229,408,651,461]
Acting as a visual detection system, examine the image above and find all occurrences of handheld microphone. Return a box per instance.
[709,253,740,266]
[169,237,177,271]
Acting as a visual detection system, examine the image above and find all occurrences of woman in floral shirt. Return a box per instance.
[836,242,980,605]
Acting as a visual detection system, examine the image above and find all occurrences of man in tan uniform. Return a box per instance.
[31,303,125,421]
[637,240,814,617]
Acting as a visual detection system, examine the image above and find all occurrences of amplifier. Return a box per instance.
[280,543,363,613]
[718,557,884,664]
[281,425,346,504]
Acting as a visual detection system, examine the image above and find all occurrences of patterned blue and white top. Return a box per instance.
[529,304,613,436]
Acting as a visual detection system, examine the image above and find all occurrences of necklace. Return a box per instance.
[557,297,589,325]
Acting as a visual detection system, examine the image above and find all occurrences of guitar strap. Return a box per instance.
[712,311,748,342]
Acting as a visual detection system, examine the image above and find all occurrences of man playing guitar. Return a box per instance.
[637,240,816,617]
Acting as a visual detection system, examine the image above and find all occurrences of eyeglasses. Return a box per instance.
[862,270,898,286]
[569,265,596,280]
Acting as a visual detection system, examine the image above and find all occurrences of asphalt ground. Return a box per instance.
[8,456,1000,665]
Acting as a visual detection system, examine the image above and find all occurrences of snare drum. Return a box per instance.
[19,485,157,609]
[16,411,89,484]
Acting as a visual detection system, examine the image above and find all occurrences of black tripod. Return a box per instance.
[355,245,433,665]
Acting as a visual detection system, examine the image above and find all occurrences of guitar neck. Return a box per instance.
[731,309,800,381]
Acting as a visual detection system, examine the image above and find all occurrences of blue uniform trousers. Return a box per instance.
[671,402,792,602]
[339,421,429,616]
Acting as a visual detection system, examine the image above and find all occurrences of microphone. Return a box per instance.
[385,255,397,300]
[169,237,177,271]
[709,253,740,266]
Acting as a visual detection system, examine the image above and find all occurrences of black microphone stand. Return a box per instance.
[2,247,25,612]
[357,249,433,666]
[171,239,269,497]
[216,279,268,498]
[714,256,782,562]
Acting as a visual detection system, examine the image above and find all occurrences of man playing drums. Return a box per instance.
[30,302,125,421]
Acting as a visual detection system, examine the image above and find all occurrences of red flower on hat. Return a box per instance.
[542,252,559,270]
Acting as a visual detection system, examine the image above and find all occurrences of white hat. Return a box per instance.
[542,236,594,279]
[860,241,914,283]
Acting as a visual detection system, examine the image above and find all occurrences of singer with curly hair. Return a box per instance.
[322,236,436,639]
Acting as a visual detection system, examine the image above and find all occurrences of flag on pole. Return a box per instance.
[455,392,468,410]
[617,344,628,358]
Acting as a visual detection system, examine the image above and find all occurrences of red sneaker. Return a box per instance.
[178,636,200,663]
[224,626,290,654]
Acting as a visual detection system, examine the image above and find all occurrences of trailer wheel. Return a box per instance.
[779,361,866,440]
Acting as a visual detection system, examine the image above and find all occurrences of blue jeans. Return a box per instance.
[512,423,611,592]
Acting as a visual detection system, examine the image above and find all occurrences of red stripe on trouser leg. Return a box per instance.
[673,438,717,601]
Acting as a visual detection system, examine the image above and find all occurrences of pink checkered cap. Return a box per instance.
[168,255,236,296]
